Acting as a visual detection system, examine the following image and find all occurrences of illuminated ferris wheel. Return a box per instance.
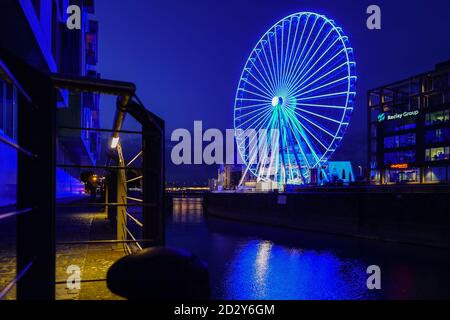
[234,12,356,185]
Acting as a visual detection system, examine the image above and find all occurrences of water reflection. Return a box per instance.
[166,197,450,300]
[172,197,203,224]
[223,240,373,300]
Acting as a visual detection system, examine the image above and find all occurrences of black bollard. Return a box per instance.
[107,247,210,300]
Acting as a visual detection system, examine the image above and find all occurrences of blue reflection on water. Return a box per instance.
[166,197,450,300]
[167,197,380,300]
[224,240,374,300]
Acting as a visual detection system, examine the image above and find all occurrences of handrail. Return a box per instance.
[56,203,156,208]
[57,126,145,135]
[126,197,143,203]
[126,227,143,251]
[0,208,32,221]
[0,136,37,158]
[126,176,143,183]
[56,239,155,245]
[126,211,143,228]
[0,262,33,300]
[126,151,142,167]
[50,74,136,97]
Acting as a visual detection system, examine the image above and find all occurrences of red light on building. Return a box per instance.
[390,164,409,169]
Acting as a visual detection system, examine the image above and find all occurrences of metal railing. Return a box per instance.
[114,145,145,253]
[0,49,164,300]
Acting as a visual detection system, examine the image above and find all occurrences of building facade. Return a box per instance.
[0,0,100,205]
[368,61,450,185]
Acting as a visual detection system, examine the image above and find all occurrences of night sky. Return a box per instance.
[96,0,450,183]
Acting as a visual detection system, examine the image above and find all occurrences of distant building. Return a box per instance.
[218,164,243,190]
[0,0,100,205]
[327,161,355,184]
[368,61,450,185]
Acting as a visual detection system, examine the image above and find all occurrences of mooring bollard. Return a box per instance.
[107,247,210,300]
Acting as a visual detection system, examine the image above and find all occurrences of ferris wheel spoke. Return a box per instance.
[284,15,310,89]
[292,109,335,138]
[241,78,273,99]
[295,76,350,98]
[276,24,283,89]
[240,111,278,167]
[282,16,301,87]
[286,20,328,87]
[297,91,350,101]
[236,106,275,140]
[289,61,348,97]
[237,117,275,166]
[296,102,347,110]
[279,108,311,171]
[286,26,334,88]
[283,15,318,90]
[253,112,278,180]
[261,40,279,92]
[245,63,276,97]
[255,53,277,95]
[238,98,272,104]
[236,106,274,129]
[296,107,342,125]
[238,88,273,100]
[235,102,274,110]
[287,37,341,92]
[284,111,322,164]
[292,117,328,157]
[288,48,346,96]
[281,17,293,88]
[266,33,280,89]
[235,104,272,120]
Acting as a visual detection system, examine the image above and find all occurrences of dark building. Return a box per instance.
[368,61,450,185]
[0,0,100,205]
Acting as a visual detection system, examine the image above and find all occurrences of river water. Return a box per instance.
[166,197,450,300]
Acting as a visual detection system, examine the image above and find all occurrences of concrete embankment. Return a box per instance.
[204,190,450,248]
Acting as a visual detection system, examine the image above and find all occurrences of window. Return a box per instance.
[426,128,450,145]
[85,22,99,66]
[425,167,447,183]
[384,150,416,165]
[383,116,416,134]
[387,168,420,184]
[384,133,416,149]
[425,110,450,126]
[0,80,17,140]
[425,147,450,162]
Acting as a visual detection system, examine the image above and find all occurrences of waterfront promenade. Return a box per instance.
[0,201,125,300]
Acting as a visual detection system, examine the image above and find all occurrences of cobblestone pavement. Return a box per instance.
[55,208,126,300]
[1,206,127,300]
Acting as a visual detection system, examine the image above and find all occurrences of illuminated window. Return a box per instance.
[425,147,450,162]
[425,110,450,126]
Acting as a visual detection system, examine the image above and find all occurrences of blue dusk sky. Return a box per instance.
[95,0,450,181]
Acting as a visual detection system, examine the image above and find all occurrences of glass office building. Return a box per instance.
[0,0,100,203]
[368,61,450,185]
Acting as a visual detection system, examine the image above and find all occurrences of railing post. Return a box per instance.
[14,63,56,300]
[116,143,127,250]
[141,112,165,247]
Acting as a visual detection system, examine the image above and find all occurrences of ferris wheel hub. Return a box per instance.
[271,96,284,107]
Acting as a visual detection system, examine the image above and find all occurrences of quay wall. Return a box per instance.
[204,191,450,248]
